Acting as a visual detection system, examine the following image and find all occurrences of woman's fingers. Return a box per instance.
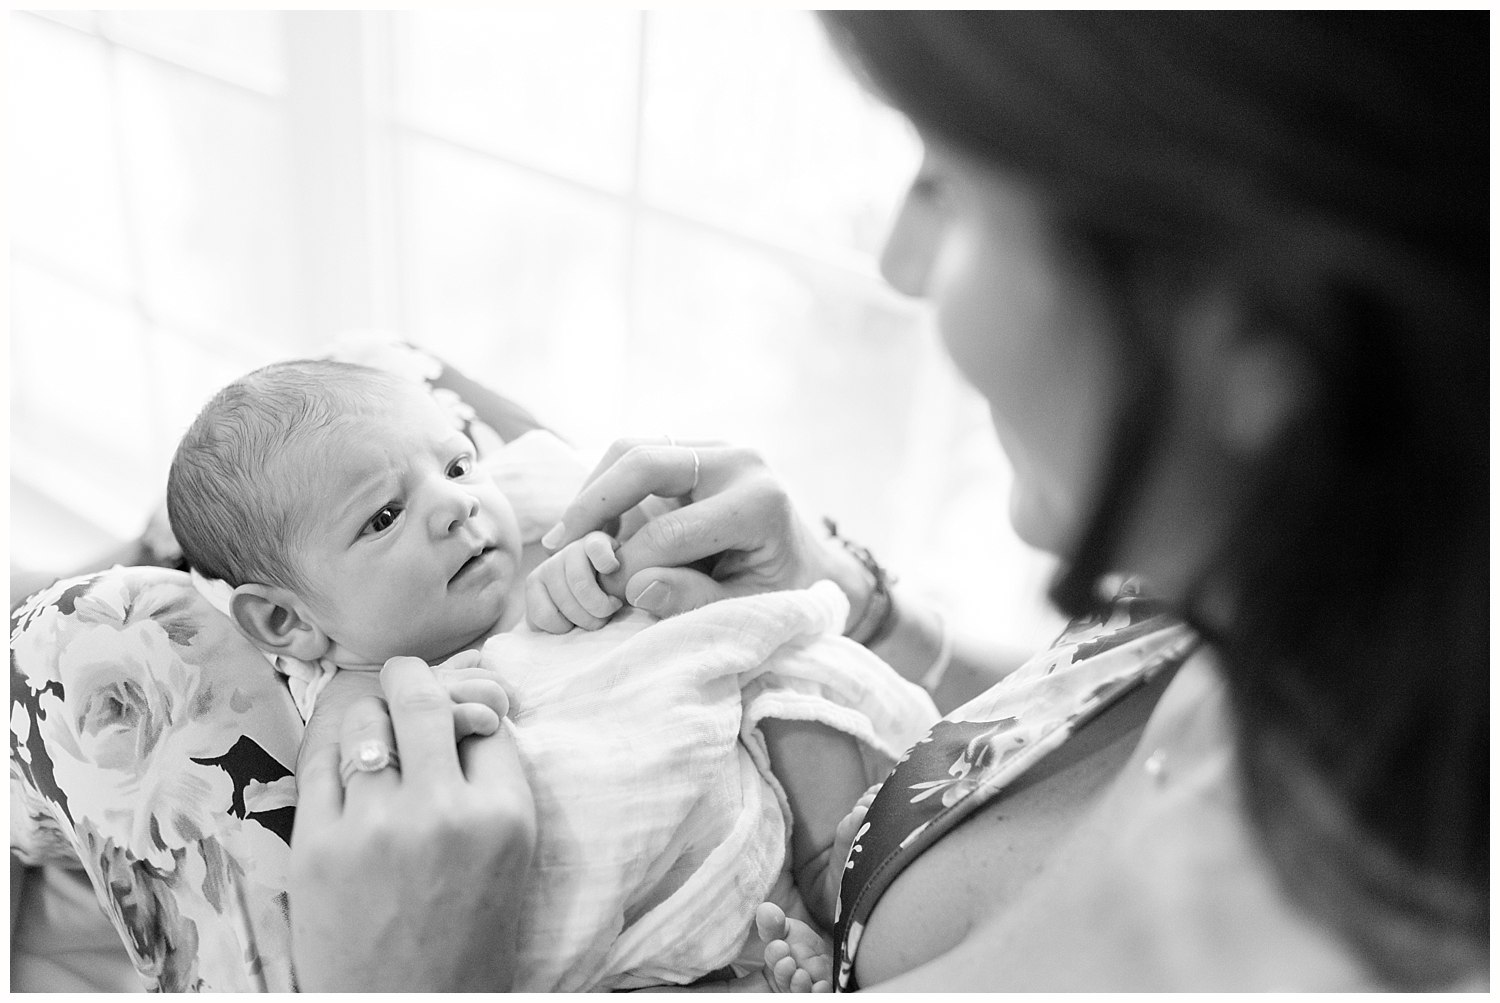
[295,733,344,826]
[337,693,402,799]
[380,656,463,786]
[622,565,726,619]
[542,437,854,621]
[544,441,727,550]
[290,665,539,990]
[607,474,787,590]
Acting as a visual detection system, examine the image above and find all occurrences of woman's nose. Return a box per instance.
[879,177,940,298]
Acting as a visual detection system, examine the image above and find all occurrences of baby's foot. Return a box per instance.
[756,902,833,992]
[822,783,881,916]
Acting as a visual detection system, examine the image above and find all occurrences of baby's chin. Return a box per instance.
[435,613,508,661]
[335,610,509,668]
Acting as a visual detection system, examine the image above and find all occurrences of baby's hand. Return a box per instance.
[430,649,512,739]
[525,530,623,633]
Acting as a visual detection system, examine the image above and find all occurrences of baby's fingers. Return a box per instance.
[435,648,484,673]
[525,573,574,634]
[445,677,510,721]
[582,531,621,574]
[451,702,501,740]
[561,545,622,625]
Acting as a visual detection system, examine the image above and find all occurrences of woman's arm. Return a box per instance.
[865,585,1030,715]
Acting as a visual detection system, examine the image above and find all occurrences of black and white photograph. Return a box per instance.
[9,10,1488,993]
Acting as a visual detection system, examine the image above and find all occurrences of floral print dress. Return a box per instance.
[832,582,1200,991]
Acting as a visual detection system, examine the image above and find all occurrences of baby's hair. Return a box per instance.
[166,359,412,592]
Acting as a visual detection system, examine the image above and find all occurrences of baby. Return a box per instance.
[166,359,930,991]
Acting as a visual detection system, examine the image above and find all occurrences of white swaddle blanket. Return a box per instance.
[488,580,937,991]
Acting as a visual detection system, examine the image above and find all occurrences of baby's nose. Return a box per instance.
[449,496,479,532]
[435,491,479,535]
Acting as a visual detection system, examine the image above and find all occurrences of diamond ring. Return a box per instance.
[339,738,401,787]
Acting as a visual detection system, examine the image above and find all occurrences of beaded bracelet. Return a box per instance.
[823,517,899,647]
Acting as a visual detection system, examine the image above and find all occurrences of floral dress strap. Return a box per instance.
[832,582,1200,991]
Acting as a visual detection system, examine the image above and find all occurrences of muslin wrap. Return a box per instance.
[486,581,937,991]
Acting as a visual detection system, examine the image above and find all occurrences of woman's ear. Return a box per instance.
[1176,286,1315,462]
[1215,337,1313,458]
[230,583,331,662]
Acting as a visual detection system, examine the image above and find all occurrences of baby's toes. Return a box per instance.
[769,950,799,993]
[834,800,869,850]
[756,901,791,942]
[789,967,813,993]
[797,949,832,987]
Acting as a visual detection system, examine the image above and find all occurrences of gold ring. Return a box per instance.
[688,448,700,494]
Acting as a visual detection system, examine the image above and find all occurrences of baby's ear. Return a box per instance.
[229,583,330,662]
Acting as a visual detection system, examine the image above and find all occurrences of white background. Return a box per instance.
[9,9,1065,649]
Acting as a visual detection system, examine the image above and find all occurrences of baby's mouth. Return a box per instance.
[450,546,495,585]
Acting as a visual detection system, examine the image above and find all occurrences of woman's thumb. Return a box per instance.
[625,567,722,618]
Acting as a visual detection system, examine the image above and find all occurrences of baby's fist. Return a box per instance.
[525,530,623,633]
[432,649,511,738]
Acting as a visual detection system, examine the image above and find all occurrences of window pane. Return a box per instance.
[10,15,133,294]
[116,51,306,349]
[398,136,632,439]
[28,11,100,33]
[10,264,157,536]
[641,11,920,260]
[102,10,288,95]
[629,218,924,532]
[395,10,640,193]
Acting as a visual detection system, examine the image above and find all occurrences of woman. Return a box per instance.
[290,12,1487,990]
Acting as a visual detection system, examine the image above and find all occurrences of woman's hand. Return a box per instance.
[541,439,869,625]
[289,656,537,991]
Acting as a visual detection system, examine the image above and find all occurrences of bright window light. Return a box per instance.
[10,10,1062,648]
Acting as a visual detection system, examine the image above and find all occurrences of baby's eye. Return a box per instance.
[365,505,400,535]
[447,455,474,479]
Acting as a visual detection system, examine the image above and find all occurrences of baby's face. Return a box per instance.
[279,383,524,665]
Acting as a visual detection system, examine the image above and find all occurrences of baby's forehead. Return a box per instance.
[283,384,455,469]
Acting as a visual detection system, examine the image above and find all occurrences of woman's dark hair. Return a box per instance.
[821,11,1487,987]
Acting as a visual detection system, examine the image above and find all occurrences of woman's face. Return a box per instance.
[880,140,1127,555]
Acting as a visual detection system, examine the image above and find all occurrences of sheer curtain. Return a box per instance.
[9,10,1062,649]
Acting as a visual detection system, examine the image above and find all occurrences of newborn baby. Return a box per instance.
[166,359,935,990]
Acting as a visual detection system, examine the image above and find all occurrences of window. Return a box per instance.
[10,10,1062,648]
